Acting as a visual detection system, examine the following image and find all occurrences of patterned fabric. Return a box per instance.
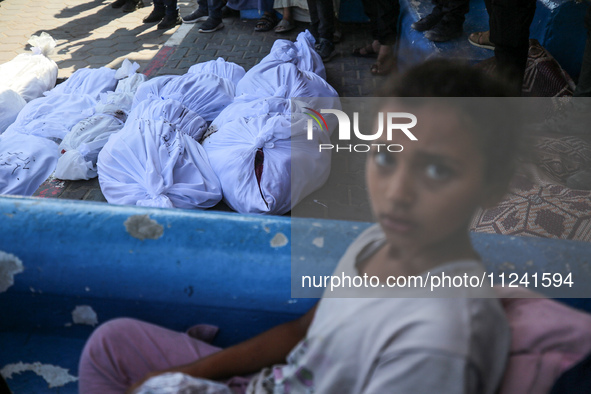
[532,136,591,185]
[477,39,576,97]
[522,39,576,97]
[470,175,591,241]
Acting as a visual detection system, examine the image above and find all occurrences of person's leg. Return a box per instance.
[122,0,144,12]
[359,0,398,74]
[412,0,444,32]
[487,0,536,95]
[182,0,209,23]
[275,6,295,32]
[255,0,278,31]
[207,0,224,21]
[574,7,591,97]
[307,0,320,39]
[308,0,336,60]
[144,0,166,22]
[315,0,335,41]
[79,318,222,394]
[199,0,225,31]
[424,0,468,42]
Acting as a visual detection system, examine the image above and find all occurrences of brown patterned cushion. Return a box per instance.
[470,175,591,241]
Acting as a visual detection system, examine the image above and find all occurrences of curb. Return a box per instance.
[142,22,194,78]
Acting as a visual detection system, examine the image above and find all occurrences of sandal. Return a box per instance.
[274,18,295,33]
[468,31,494,50]
[254,13,278,32]
[352,43,378,58]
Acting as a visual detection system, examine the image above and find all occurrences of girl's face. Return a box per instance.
[366,104,495,259]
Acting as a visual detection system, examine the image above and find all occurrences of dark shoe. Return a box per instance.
[111,0,127,9]
[198,18,224,33]
[411,10,443,32]
[424,20,463,42]
[315,38,336,62]
[122,0,143,12]
[158,13,182,29]
[143,8,166,23]
[182,8,208,24]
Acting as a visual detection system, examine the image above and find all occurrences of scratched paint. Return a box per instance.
[72,305,98,326]
[312,237,324,248]
[270,233,288,248]
[124,215,164,240]
[0,251,24,292]
[1,362,78,388]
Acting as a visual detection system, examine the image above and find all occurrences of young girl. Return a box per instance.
[79,59,518,393]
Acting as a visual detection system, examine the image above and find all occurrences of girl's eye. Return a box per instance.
[373,152,396,168]
[425,164,454,180]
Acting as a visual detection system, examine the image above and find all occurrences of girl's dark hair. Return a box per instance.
[380,58,522,192]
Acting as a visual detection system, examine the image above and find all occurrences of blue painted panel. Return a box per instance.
[1,195,591,393]
[530,0,589,80]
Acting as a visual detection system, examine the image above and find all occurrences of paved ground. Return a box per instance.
[0,0,198,78]
[1,0,382,221]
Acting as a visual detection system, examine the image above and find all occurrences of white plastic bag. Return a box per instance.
[98,99,222,209]
[0,132,59,196]
[187,57,246,86]
[0,88,27,134]
[260,30,325,79]
[46,66,118,99]
[114,59,147,94]
[132,73,235,122]
[202,112,331,214]
[0,32,58,102]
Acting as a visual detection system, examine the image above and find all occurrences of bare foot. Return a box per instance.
[370,44,396,76]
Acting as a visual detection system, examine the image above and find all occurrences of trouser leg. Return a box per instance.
[486,0,536,96]
[78,318,222,394]
[208,0,224,20]
[361,0,400,45]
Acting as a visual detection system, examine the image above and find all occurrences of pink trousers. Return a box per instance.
[78,318,251,394]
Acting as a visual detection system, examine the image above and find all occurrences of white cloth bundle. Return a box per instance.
[202,112,331,215]
[54,61,147,181]
[208,96,334,137]
[0,88,27,134]
[54,111,126,181]
[46,66,118,99]
[259,30,325,79]
[0,132,59,196]
[0,32,58,102]
[235,62,338,111]
[132,72,235,122]
[187,57,246,86]
[4,93,96,141]
[98,99,222,209]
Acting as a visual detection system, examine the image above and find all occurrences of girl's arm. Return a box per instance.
[127,304,318,392]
